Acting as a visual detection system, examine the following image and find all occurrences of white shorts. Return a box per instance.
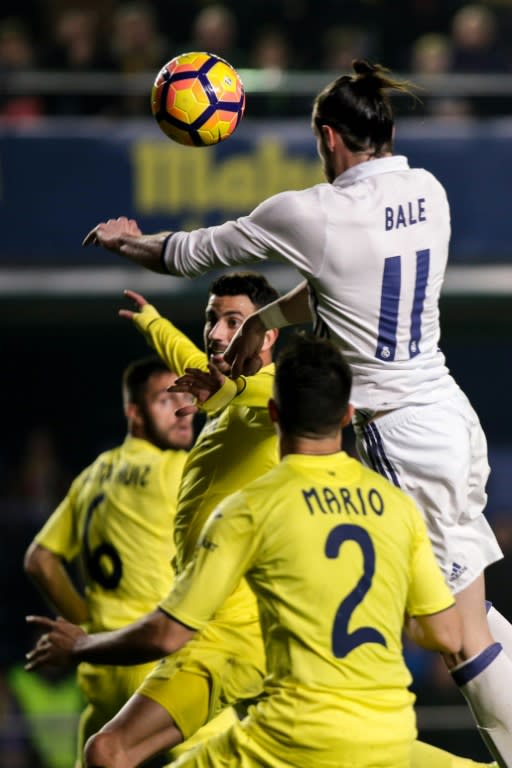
[353,389,503,594]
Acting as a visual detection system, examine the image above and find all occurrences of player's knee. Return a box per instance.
[84,729,122,767]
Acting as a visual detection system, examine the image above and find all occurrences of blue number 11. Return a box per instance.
[375,249,430,362]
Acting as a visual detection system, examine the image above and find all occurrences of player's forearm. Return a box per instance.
[39,577,89,626]
[117,233,171,273]
[405,606,461,654]
[24,545,89,625]
[72,609,192,665]
[135,309,205,375]
[258,280,312,329]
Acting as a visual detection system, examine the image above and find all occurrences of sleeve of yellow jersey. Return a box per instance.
[201,363,275,414]
[34,474,84,562]
[131,303,207,376]
[406,499,455,617]
[159,492,260,630]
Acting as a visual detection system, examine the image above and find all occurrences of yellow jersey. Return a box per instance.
[35,436,187,632]
[134,305,278,621]
[160,451,455,751]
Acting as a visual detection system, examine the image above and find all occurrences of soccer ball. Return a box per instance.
[151,51,246,147]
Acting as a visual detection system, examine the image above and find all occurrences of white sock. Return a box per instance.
[452,643,512,767]
[487,603,512,660]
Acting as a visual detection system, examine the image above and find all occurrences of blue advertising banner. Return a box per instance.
[0,118,510,265]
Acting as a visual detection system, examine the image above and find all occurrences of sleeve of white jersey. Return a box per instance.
[162,189,325,279]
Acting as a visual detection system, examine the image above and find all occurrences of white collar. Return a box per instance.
[333,155,410,188]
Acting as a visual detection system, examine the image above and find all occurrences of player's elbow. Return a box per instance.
[433,622,463,655]
[414,605,463,654]
[405,605,462,654]
[24,542,51,581]
[434,605,463,654]
[152,610,197,656]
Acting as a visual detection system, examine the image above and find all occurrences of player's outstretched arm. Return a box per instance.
[224,280,313,378]
[119,289,206,375]
[118,288,149,320]
[25,609,196,671]
[169,361,226,416]
[83,217,171,274]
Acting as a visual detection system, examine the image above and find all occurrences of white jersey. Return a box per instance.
[163,155,458,411]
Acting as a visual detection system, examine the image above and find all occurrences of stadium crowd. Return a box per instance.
[1,0,512,118]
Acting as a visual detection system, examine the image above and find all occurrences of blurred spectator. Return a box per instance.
[185,4,246,68]
[248,26,296,116]
[3,1,512,117]
[411,32,453,76]
[0,18,44,121]
[320,24,375,72]
[450,3,511,115]
[410,32,472,119]
[374,0,455,69]
[112,3,168,74]
[110,2,170,115]
[43,8,115,115]
[250,26,292,71]
[451,3,509,72]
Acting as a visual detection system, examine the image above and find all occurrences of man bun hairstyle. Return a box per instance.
[312,59,417,156]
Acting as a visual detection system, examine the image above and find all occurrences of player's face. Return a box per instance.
[204,293,258,374]
[139,372,194,451]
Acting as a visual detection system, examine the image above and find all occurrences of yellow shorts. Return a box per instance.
[139,615,265,740]
[169,707,239,760]
[169,719,413,768]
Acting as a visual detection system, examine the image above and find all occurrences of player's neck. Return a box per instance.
[279,434,342,458]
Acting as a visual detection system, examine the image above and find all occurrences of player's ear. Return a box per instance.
[126,402,143,429]
[321,124,337,153]
[261,328,279,352]
[268,398,279,424]
[341,403,354,429]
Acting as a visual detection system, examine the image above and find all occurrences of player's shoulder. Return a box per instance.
[219,460,286,512]
[250,184,327,226]
[78,444,120,480]
[234,460,303,517]
[160,447,189,471]
[408,165,448,195]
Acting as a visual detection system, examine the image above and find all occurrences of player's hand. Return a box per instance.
[223,314,266,378]
[82,217,142,250]
[119,288,149,320]
[169,360,226,415]
[25,615,86,671]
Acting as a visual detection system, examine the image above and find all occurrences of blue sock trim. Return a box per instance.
[485,599,493,613]
[452,642,503,687]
